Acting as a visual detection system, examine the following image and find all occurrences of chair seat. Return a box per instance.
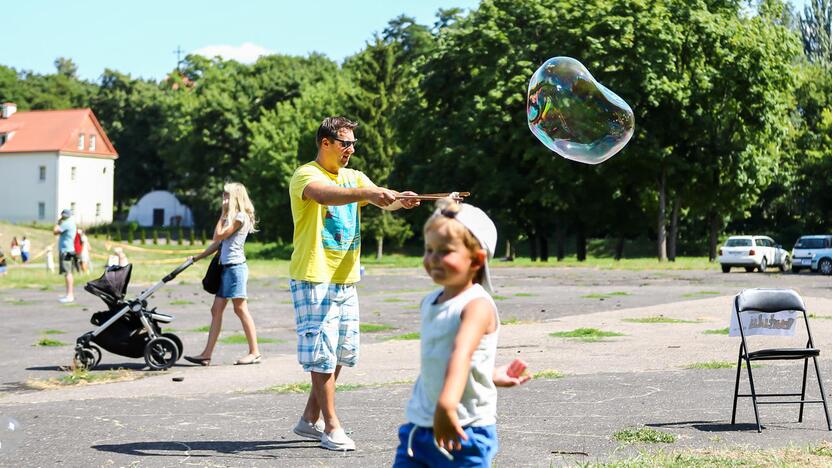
[748,348,820,360]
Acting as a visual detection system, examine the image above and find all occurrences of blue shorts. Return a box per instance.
[218,263,248,299]
[289,280,359,373]
[393,423,498,467]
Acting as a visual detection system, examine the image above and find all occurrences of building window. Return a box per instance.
[0,134,6,146]
[95,203,101,217]
[78,134,84,150]
[89,134,96,151]
[38,202,45,220]
[70,202,76,214]
[39,166,46,181]
[71,166,77,180]
[102,167,107,175]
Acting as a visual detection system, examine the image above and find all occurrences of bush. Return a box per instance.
[201,229,207,245]
[140,229,146,245]
[152,229,158,245]
[127,229,134,244]
[189,229,195,246]
[177,227,184,245]
[113,228,122,242]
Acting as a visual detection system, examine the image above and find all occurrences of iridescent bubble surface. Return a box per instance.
[0,416,22,456]
[527,57,634,164]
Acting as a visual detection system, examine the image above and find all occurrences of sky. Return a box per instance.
[1,0,480,82]
[2,0,812,83]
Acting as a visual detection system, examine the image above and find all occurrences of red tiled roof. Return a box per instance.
[0,108,118,158]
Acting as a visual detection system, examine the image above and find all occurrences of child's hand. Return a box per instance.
[493,358,531,387]
[433,404,467,451]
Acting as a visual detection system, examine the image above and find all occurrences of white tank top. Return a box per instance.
[405,284,500,428]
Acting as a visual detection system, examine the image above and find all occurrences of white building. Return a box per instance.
[127,190,194,227]
[0,103,118,227]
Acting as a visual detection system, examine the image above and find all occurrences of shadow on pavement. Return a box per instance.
[92,439,320,457]
[646,420,761,432]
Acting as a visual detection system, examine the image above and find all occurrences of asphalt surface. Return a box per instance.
[2,266,832,466]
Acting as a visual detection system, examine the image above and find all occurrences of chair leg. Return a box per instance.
[731,349,744,425]
[745,358,763,432]
[811,356,832,431]
[799,358,809,422]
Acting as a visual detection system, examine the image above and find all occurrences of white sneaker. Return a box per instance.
[58,296,75,303]
[292,417,324,440]
[321,428,355,451]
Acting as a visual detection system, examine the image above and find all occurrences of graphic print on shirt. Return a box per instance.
[321,182,360,251]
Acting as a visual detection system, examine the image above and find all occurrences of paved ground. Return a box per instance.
[2,266,832,466]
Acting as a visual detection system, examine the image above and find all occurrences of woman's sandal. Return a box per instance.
[234,354,262,365]
[184,355,211,366]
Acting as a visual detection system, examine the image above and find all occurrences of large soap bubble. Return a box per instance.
[527,57,634,164]
[0,416,23,456]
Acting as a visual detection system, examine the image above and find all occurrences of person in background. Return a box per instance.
[9,237,21,263]
[20,236,30,263]
[45,246,55,273]
[185,182,260,367]
[53,209,77,303]
[0,248,7,276]
[78,230,92,273]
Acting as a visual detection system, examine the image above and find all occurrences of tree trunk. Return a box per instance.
[668,196,681,261]
[376,236,383,260]
[708,212,720,262]
[555,223,565,261]
[614,236,625,261]
[528,231,538,261]
[657,167,668,262]
[504,239,514,261]
[576,223,587,261]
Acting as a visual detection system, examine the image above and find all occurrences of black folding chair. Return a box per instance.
[731,288,832,432]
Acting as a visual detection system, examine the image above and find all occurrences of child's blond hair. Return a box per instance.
[424,198,487,285]
[224,182,258,232]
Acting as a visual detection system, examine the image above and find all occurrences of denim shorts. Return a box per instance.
[289,280,360,373]
[218,263,248,299]
[393,423,498,467]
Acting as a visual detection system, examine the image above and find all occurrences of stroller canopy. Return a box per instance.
[85,264,132,307]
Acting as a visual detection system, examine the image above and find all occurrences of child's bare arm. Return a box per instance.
[434,298,495,451]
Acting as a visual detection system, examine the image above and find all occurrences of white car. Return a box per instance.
[718,235,791,273]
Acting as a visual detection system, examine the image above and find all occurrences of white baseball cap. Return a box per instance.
[443,203,498,293]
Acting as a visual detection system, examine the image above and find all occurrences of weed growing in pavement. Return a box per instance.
[219,334,282,345]
[389,332,420,341]
[34,338,67,347]
[581,292,630,300]
[613,427,676,444]
[703,327,730,335]
[622,316,700,324]
[550,328,625,342]
[532,369,564,380]
[360,323,394,333]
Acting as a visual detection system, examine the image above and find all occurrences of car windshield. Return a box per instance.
[795,238,828,249]
[725,238,752,247]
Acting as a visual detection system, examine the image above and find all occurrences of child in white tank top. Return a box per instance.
[393,200,530,467]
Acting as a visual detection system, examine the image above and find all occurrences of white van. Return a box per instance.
[791,235,832,275]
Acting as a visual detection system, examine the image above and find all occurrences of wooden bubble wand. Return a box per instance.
[395,191,470,202]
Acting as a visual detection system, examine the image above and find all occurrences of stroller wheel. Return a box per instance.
[161,333,184,361]
[88,345,102,368]
[73,348,97,370]
[144,337,179,371]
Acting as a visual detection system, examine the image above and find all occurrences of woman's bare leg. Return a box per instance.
[197,296,228,358]
[232,298,259,356]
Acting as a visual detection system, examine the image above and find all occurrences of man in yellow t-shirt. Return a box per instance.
[288,116,418,451]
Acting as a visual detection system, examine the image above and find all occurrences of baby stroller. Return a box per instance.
[73,258,194,370]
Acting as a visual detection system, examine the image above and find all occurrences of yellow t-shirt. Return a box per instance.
[289,161,373,283]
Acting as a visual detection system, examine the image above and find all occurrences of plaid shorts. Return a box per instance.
[290,280,360,373]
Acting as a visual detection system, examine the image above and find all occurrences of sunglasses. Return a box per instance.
[332,137,358,149]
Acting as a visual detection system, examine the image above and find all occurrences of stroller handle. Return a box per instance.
[163,257,195,283]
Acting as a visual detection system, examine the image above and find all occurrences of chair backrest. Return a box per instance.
[736,288,806,313]
[730,288,805,338]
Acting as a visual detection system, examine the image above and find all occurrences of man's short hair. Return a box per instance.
[316,116,358,148]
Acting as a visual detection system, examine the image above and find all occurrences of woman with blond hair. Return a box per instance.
[186,182,261,366]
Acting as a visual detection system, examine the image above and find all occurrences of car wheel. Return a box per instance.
[820,258,832,276]
[745,267,755,273]
[721,265,730,273]
[779,256,791,273]
[758,257,767,273]
[792,266,801,274]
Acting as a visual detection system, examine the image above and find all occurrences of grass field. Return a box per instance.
[0,221,720,291]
